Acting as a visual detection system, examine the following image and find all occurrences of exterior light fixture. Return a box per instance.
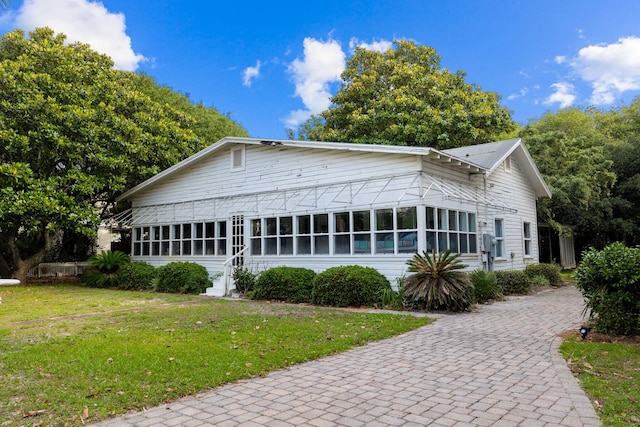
[580,325,591,340]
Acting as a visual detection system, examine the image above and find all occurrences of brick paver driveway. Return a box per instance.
[91,285,601,427]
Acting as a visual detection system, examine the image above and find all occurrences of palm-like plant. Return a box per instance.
[404,249,474,312]
[83,250,130,288]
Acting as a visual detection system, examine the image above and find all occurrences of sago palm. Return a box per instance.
[404,249,474,312]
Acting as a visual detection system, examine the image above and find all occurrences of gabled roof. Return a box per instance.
[117,137,551,201]
[443,138,552,198]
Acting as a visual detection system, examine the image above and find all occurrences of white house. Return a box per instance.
[116,137,551,296]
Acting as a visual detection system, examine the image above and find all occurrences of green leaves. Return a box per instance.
[309,40,514,148]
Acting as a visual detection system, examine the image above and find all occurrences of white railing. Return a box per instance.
[27,262,92,278]
[221,246,249,296]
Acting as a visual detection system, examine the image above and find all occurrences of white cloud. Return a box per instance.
[570,36,640,105]
[348,37,393,53]
[544,82,576,108]
[14,0,146,71]
[507,87,529,101]
[285,37,346,127]
[555,55,566,64]
[243,60,261,87]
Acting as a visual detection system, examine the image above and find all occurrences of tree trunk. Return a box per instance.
[8,228,56,283]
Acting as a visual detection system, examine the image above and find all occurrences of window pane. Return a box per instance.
[195,223,203,238]
[162,225,170,240]
[205,240,215,255]
[354,234,371,254]
[523,222,531,238]
[161,242,170,256]
[134,228,142,241]
[250,238,261,255]
[172,241,180,255]
[469,234,477,253]
[375,232,394,253]
[193,240,203,255]
[280,217,293,235]
[265,237,277,254]
[206,222,215,238]
[314,214,328,234]
[375,209,393,231]
[142,242,150,256]
[314,236,329,254]
[182,224,192,239]
[153,226,161,240]
[152,242,160,255]
[469,214,476,232]
[459,212,468,232]
[438,232,448,252]
[280,237,293,254]
[133,242,141,256]
[266,218,277,236]
[398,232,417,253]
[426,231,436,252]
[297,236,311,254]
[252,219,261,237]
[353,211,370,232]
[460,235,468,253]
[449,233,459,253]
[495,219,503,238]
[426,207,436,229]
[397,207,417,230]
[448,211,458,231]
[335,235,350,254]
[218,221,227,238]
[217,239,227,255]
[298,215,311,234]
[173,225,181,239]
[182,241,191,255]
[438,209,448,230]
[335,212,350,233]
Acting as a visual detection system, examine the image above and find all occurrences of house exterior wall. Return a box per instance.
[126,141,545,290]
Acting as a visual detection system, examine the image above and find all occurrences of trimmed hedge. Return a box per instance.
[247,266,316,303]
[525,263,562,287]
[156,262,211,294]
[312,265,391,307]
[495,270,531,295]
[116,261,157,291]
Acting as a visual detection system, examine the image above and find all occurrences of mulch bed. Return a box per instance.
[559,328,640,345]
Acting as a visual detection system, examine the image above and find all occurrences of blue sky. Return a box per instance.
[2,1,640,140]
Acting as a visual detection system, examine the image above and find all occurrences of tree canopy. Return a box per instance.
[0,28,246,280]
[293,40,515,149]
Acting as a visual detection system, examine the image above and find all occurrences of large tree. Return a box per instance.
[0,28,229,281]
[296,40,515,149]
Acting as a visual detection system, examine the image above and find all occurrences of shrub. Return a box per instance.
[232,266,258,293]
[312,265,391,307]
[81,250,130,288]
[574,242,640,336]
[116,262,157,291]
[470,270,501,303]
[495,270,531,295]
[380,278,410,310]
[248,266,315,303]
[403,250,473,312]
[525,263,562,287]
[156,262,211,294]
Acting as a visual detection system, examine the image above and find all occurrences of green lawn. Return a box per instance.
[560,337,640,426]
[0,285,432,426]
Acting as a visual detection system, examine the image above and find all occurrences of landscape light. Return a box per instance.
[580,325,590,340]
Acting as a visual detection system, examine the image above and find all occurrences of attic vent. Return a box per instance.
[231,147,245,170]
[504,156,512,172]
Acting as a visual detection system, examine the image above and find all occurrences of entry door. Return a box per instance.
[231,215,244,267]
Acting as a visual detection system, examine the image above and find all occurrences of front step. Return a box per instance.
[203,276,226,297]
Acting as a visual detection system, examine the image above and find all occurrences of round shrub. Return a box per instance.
[247,266,315,303]
[232,266,258,293]
[574,242,640,336]
[116,261,157,291]
[494,270,531,295]
[312,265,391,307]
[525,263,562,287]
[156,262,211,294]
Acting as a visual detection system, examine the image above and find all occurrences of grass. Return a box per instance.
[0,285,432,426]
[560,336,640,426]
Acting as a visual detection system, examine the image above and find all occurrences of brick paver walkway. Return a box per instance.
[91,286,601,426]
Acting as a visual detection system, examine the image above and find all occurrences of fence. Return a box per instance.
[28,262,92,278]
